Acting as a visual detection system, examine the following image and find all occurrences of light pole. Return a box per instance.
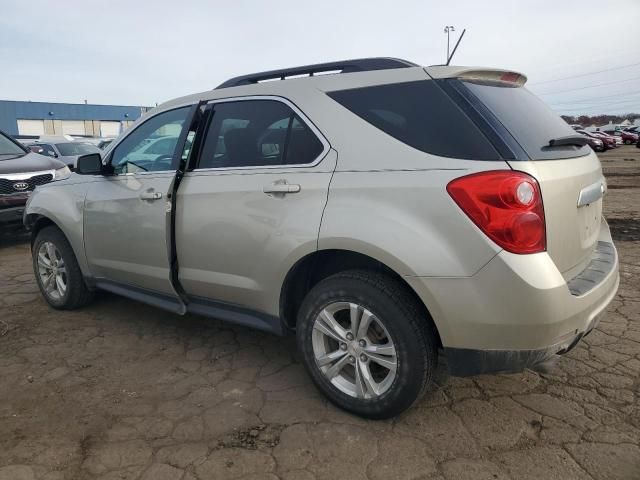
[444,25,455,63]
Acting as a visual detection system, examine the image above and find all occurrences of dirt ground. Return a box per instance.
[1,147,639,480]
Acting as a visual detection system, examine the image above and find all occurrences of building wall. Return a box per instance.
[0,100,149,136]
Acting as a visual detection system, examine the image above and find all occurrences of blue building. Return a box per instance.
[0,100,151,138]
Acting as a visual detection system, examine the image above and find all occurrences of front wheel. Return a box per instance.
[297,270,437,419]
[32,226,94,309]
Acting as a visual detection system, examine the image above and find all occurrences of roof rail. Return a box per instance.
[215,57,418,89]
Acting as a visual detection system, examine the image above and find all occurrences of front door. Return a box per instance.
[84,105,194,295]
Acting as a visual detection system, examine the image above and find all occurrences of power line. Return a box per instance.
[536,76,640,96]
[554,99,640,112]
[556,106,640,113]
[529,62,640,86]
[555,100,640,112]
[549,90,640,106]
[560,97,640,107]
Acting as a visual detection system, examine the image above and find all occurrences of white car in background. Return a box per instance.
[24,136,101,170]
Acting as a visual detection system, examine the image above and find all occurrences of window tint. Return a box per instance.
[110,107,190,174]
[198,100,324,169]
[459,81,590,160]
[327,80,499,160]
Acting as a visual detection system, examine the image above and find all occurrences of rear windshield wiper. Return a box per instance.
[547,135,589,148]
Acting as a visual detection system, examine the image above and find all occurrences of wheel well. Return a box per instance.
[26,215,57,246]
[279,249,442,347]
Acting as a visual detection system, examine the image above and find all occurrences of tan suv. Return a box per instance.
[24,58,619,418]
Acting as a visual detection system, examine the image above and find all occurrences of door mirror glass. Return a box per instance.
[76,153,103,175]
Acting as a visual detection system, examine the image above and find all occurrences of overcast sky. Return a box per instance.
[1,0,639,115]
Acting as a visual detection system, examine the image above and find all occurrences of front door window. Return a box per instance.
[110,107,191,174]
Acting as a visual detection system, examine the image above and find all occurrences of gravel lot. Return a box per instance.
[1,147,638,480]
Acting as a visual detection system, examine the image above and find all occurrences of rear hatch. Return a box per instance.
[429,68,605,277]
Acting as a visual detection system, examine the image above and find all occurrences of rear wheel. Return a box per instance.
[297,270,437,419]
[32,226,94,309]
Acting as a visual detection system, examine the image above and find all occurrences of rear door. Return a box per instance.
[450,77,604,276]
[175,97,335,315]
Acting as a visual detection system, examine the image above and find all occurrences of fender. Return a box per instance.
[24,180,92,277]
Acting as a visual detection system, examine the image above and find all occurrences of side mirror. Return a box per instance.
[76,153,104,175]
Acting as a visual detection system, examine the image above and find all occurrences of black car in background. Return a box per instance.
[0,130,69,228]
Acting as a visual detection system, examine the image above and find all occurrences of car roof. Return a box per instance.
[156,58,525,113]
[35,135,74,143]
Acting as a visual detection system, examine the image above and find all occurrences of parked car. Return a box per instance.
[25,137,101,169]
[97,138,115,150]
[591,132,619,149]
[600,129,636,145]
[0,129,69,228]
[24,58,619,418]
[618,130,639,145]
[73,137,102,146]
[70,137,117,150]
[576,130,605,152]
[599,130,624,146]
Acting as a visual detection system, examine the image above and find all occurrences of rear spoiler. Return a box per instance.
[425,66,527,87]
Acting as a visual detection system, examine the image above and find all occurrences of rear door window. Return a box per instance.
[327,80,500,161]
[457,80,590,160]
[197,100,324,169]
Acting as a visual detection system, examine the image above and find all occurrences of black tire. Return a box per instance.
[296,270,437,419]
[32,226,94,309]
[624,139,631,145]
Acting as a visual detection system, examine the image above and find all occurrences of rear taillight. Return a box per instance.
[447,171,546,254]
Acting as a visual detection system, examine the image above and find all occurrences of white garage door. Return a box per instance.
[61,120,86,135]
[100,121,121,137]
[17,119,45,136]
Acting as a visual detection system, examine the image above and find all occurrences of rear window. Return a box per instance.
[327,81,500,161]
[458,81,590,160]
[56,142,101,156]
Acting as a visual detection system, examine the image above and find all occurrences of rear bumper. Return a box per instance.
[443,306,607,376]
[406,219,619,376]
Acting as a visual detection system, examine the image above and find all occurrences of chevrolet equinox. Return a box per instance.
[24,58,619,418]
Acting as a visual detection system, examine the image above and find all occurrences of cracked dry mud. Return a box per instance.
[1,147,639,480]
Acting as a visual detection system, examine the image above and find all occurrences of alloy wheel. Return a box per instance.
[37,241,67,301]
[311,302,397,399]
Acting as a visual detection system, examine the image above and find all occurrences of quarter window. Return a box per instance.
[110,107,191,174]
[197,100,324,169]
[327,81,500,161]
